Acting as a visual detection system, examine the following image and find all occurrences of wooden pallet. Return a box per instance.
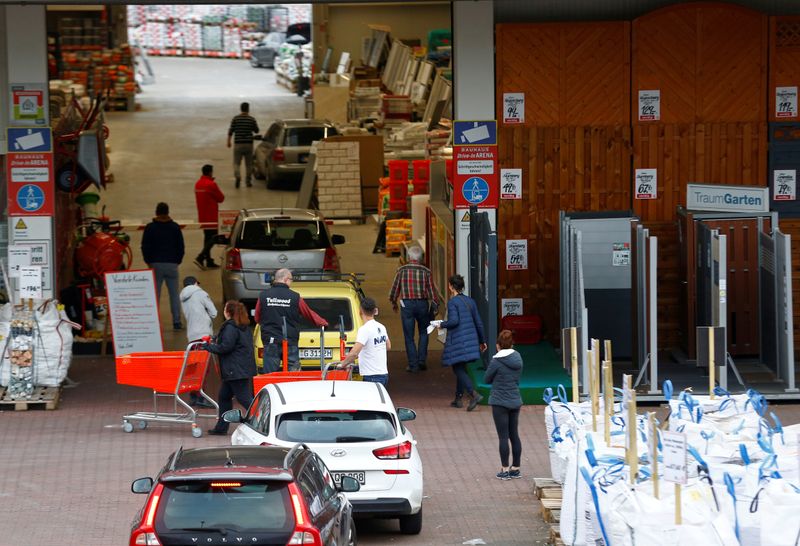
[540,498,562,523]
[534,477,562,499]
[550,524,564,546]
[0,386,60,411]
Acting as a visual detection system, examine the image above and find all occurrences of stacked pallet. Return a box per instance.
[533,478,564,546]
[385,218,412,256]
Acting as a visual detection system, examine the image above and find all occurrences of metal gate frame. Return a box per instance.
[469,207,497,366]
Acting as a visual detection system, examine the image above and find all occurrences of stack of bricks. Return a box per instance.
[315,141,363,219]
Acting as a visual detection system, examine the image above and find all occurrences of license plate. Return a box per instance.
[299,348,333,359]
[332,471,365,486]
[299,154,309,163]
[263,272,272,283]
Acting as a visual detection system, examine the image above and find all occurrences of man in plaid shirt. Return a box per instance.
[389,246,439,373]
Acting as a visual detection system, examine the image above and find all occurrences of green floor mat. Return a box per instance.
[467,341,572,405]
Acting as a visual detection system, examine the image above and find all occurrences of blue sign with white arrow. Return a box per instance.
[453,120,497,146]
[7,127,52,153]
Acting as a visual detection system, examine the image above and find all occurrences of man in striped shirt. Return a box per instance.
[227,102,260,188]
[389,245,439,373]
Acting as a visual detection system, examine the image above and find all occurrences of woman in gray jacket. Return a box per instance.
[484,329,523,480]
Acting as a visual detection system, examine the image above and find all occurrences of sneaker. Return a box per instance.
[405,366,418,374]
[193,258,207,271]
[449,397,463,408]
[418,363,427,371]
[467,391,483,412]
[205,260,220,269]
[496,471,510,481]
[235,180,241,189]
[207,428,228,436]
[173,322,183,331]
[508,469,522,479]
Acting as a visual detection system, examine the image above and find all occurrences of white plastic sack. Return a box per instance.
[759,480,800,546]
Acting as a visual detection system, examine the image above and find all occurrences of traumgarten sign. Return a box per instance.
[686,183,769,213]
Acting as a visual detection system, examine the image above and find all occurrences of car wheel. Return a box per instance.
[253,161,265,180]
[271,54,279,68]
[265,169,276,190]
[398,509,422,535]
[250,56,260,68]
[346,518,357,545]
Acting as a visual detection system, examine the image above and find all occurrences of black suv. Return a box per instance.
[129,444,358,546]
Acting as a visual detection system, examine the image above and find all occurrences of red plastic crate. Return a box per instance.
[388,160,408,182]
[500,315,543,344]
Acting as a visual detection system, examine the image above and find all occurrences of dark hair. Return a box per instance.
[448,274,465,293]
[240,102,249,113]
[360,296,377,315]
[155,202,169,216]
[225,300,249,326]
[182,276,198,287]
[497,329,514,349]
[202,164,213,176]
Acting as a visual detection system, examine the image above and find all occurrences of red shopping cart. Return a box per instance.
[116,340,218,438]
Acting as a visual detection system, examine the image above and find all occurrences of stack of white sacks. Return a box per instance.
[545,382,800,546]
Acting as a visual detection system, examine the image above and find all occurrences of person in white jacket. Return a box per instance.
[180,276,218,407]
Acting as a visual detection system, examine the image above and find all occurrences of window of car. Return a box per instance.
[244,390,271,435]
[265,123,281,145]
[297,455,337,520]
[275,410,397,443]
[282,126,337,147]
[298,298,353,331]
[154,482,293,533]
[236,219,330,251]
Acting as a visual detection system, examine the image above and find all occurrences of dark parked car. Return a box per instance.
[250,32,285,68]
[254,119,338,189]
[129,444,358,546]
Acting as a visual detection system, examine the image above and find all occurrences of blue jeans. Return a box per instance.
[362,374,388,386]
[151,262,181,325]
[400,299,430,369]
[451,361,474,397]
[263,340,300,373]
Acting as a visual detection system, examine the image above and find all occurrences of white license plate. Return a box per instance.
[299,348,333,359]
[332,471,365,486]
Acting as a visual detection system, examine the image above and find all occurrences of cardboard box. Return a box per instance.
[326,134,384,213]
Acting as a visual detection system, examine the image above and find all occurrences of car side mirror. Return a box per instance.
[338,475,360,493]
[396,407,416,422]
[212,234,230,245]
[331,234,345,245]
[223,409,243,423]
[131,477,153,494]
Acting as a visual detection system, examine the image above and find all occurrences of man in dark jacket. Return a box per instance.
[254,268,328,372]
[193,164,225,270]
[141,202,185,330]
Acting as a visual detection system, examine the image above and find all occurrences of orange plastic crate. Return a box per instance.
[116,350,209,394]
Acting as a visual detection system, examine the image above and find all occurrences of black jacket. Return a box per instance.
[258,283,302,342]
[205,320,256,381]
[484,349,523,409]
[141,215,185,264]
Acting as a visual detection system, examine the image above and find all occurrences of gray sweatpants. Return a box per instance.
[232,143,254,184]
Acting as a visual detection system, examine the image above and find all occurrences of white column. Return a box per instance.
[452,0,495,294]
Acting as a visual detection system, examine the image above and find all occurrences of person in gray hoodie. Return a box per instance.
[484,329,524,480]
[180,276,218,407]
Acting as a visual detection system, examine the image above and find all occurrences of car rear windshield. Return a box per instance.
[283,126,337,147]
[155,482,293,533]
[298,298,353,331]
[276,410,396,443]
[237,220,329,250]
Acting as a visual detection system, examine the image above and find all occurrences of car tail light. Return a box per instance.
[323,247,338,271]
[272,148,285,162]
[384,469,410,474]
[210,482,241,488]
[130,484,164,546]
[225,248,242,271]
[286,483,322,546]
[373,440,412,460]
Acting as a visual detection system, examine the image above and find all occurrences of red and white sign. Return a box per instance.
[776,87,798,118]
[774,170,796,201]
[8,153,53,183]
[635,168,658,200]
[453,146,499,209]
[638,90,661,121]
[6,152,54,216]
[218,209,239,234]
[506,239,528,270]
[503,93,525,124]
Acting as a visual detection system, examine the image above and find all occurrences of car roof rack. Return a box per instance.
[283,442,311,469]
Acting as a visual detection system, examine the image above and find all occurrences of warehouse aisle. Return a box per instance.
[101,56,400,350]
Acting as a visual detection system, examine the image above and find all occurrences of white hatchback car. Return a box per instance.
[224,380,424,535]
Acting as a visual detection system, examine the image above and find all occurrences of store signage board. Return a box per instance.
[776,86,798,118]
[638,90,661,121]
[635,168,657,200]
[503,93,525,124]
[500,168,522,199]
[506,239,528,270]
[501,298,523,317]
[9,84,48,126]
[8,245,31,278]
[453,120,497,146]
[218,209,239,234]
[105,270,164,355]
[8,153,53,183]
[774,170,796,201]
[19,266,42,300]
[6,129,54,217]
[662,430,688,485]
[7,127,52,152]
[9,216,53,296]
[687,183,769,213]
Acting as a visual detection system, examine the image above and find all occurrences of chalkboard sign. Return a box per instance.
[105,269,163,355]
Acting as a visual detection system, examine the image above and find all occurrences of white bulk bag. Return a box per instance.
[759,480,800,546]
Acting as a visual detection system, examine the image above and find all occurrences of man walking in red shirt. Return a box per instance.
[194,164,225,270]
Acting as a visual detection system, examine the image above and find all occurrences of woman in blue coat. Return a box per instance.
[437,274,487,411]
[203,300,256,435]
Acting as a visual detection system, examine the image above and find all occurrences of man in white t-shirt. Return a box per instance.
[337,297,391,386]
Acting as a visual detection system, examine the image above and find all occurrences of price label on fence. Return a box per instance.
[774,170,796,201]
[503,93,525,124]
[662,430,688,485]
[19,265,42,299]
[501,298,523,317]
[500,169,522,199]
[506,239,528,270]
[638,90,661,121]
[776,86,798,118]
[635,168,658,200]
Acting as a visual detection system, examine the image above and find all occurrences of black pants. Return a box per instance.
[197,229,217,263]
[491,405,522,467]
[212,378,254,432]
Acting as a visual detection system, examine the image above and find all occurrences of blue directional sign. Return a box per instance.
[7,127,52,153]
[17,184,45,213]
[453,120,497,146]
[462,177,490,205]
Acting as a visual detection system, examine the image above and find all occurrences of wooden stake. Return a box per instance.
[570,327,579,403]
[624,374,638,484]
[590,340,599,432]
[675,483,682,525]
[649,412,659,499]
[604,339,612,365]
[708,327,715,400]
[603,361,612,445]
